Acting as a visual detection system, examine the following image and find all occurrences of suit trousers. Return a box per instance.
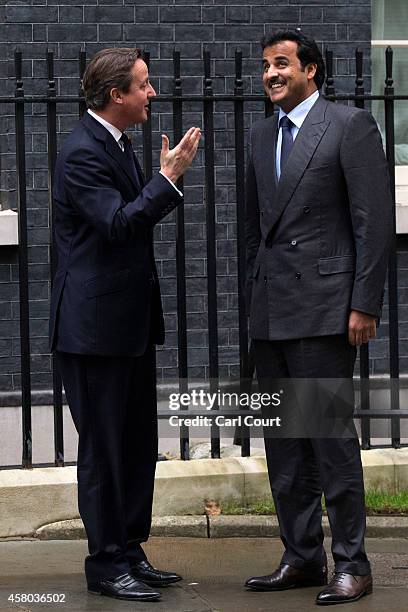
[56,346,157,584]
[252,335,371,576]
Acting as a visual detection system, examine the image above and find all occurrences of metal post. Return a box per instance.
[78,50,86,118]
[173,49,190,460]
[14,50,32,468]
[142,51,153,181]
[46,49,64,466]
[203,49,220,458]
[384,46,400,448]
[324,50,335,98]
[233,49,251,456]
[354,48,365,109]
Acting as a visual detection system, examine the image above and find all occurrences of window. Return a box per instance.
[372,0,408,165]
[372,0,408,226]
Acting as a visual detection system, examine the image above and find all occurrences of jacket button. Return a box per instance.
[264,276,267,285]
[291,240,297,246]
[295,272,301,280]
[303,206,311,214]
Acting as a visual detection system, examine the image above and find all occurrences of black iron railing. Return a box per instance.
[0,46,406,468]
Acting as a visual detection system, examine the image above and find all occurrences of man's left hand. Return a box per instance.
[348,310,377,346]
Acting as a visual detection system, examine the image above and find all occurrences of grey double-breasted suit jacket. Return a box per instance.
[245,95,393,341]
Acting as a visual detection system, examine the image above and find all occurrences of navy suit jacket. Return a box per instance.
[49,112,182,356]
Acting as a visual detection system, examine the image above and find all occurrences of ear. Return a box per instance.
[110,87,123,105]
[306,63,317,82]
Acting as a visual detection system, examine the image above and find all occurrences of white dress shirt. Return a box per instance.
[87,109,182,195]
[276,89,320,179]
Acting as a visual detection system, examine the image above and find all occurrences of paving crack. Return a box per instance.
[206,514,211,538]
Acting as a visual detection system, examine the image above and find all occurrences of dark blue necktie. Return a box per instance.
[120,133,140,187]
[279,115,294,176]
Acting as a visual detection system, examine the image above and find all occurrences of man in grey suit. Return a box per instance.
[245,31,392,605]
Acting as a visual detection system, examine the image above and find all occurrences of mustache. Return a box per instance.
[267,79,286,88]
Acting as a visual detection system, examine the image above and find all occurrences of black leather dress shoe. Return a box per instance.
[131,559,182,587]
[87,572,161,601]
[245,563,328,591]
[316,572,373,605]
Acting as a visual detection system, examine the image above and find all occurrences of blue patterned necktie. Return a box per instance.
[279,115,294,176]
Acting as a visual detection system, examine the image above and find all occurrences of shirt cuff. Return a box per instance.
[159,170,183,197]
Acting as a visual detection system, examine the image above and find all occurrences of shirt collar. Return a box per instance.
[87,109,123,143]
[278,90,320,130]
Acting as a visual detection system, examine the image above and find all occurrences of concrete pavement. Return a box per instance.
[0,537,407,611]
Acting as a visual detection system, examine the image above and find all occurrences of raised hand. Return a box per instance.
[160,127,201,183]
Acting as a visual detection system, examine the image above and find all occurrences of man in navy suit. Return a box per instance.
[49,47,200,602]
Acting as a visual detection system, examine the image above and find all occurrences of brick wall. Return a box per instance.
[0,0,376,393]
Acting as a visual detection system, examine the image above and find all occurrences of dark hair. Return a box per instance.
[82,47,143,111]
[261,30,325,90]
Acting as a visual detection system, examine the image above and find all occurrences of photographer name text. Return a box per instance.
[168,415,281,428]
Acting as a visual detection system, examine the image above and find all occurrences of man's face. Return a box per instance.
[119,59,156,125]
[262,40,317,113]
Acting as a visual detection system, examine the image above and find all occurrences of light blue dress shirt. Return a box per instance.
[276,90,320,179]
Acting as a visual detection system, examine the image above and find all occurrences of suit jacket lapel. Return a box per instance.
[133,153,145,187]
[260,113,279,194]
[82,113,141,192]
[105,137,141,190]
[268,96,330,230]
[254,114,279,233]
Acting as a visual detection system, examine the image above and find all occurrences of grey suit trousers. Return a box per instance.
[253,335,371,576]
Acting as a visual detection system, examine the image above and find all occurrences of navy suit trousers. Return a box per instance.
[56,347,157,584]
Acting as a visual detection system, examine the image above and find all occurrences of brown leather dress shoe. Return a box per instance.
[245,563,328,591]
[316,572,373,605]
